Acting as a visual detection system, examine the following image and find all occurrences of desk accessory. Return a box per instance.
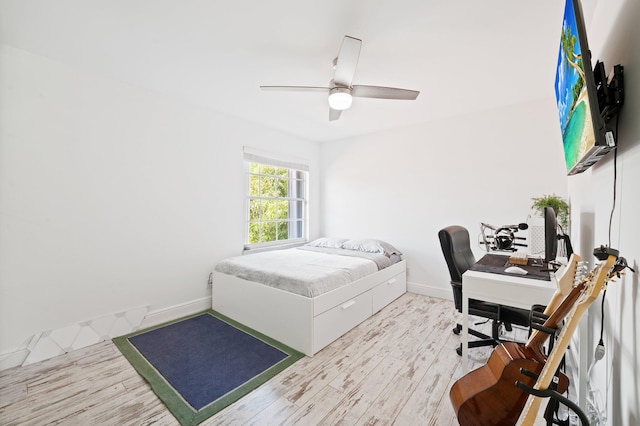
[480,222,528,252]
[509,252,529,265]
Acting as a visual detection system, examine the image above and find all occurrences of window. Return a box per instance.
[244,150,308,248]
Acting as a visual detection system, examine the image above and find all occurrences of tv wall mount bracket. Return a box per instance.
[594,61,624,125]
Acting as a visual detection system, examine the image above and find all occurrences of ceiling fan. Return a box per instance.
[260,35,420,121]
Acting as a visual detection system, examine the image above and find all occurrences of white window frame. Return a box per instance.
[243,148,309,250]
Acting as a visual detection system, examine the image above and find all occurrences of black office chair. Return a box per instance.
[438,225,531,355]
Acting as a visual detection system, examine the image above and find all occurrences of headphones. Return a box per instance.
[493,227,516,250]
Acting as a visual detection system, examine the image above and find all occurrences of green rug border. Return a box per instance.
[113,309,304,426]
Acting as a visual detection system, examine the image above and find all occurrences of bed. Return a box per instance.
[212,238,407,356]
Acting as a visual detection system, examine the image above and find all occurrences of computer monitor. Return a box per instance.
[544,207,558,263]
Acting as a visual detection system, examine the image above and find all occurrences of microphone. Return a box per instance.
[503,223,528,231]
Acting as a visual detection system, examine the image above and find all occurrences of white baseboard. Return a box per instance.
[407,281,452,301]
[139,296,212,330]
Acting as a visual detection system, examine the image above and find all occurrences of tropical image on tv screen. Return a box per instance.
[555,0,595,172]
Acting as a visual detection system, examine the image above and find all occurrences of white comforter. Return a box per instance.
[214,247,387,297]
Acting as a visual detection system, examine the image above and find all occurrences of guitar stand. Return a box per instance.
[529,307,557,336]
[516,368,589,426]
[529,305,558,354]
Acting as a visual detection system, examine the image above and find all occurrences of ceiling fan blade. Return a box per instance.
[333,36,362,87]
[260,86,329,92]
[352,85,420,100]
[329,108,342,121]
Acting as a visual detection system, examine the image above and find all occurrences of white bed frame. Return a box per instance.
[212,260,406,356]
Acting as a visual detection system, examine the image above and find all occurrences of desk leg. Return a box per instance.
[462,293,469,374]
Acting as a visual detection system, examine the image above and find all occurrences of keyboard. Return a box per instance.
[509,252,529,265]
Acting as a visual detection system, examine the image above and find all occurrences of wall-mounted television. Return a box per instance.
[555,0,615,175]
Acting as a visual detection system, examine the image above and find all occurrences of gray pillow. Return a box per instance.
[305,237,348,249]
[342,239,402,257]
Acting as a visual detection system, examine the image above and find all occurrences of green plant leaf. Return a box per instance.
[531,194,569,229]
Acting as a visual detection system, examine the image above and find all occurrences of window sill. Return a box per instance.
[243,241,307,255]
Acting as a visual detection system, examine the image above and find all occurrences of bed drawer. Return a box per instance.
[313,291,372,351]
[372,271,406,313]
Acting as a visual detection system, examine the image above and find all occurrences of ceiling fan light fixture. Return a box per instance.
[261,36,418,121]
[328,87,352,110]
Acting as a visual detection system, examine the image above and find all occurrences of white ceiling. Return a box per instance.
[1,0,590,142]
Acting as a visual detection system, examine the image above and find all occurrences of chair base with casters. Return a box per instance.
[452,321,501,356]
[454,301,531,356]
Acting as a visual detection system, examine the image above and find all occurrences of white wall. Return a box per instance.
[0,45,321,356]
[567,0,640,424]
[320,98,568,298]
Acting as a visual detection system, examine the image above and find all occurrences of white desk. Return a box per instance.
[460,268,557,374]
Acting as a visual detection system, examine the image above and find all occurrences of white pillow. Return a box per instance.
[341,239,402,257]
[305,237,347,249]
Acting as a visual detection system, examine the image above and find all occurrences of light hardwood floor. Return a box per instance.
[1,293,504,425]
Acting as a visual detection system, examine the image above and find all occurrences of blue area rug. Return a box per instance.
[113,310,304,425]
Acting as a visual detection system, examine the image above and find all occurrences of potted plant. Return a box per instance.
[531,194,570,230]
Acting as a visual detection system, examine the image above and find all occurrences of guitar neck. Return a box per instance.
[519,300,587,424]
[525,254,582,358]
[543,254,581,316]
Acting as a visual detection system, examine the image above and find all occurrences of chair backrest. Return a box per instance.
[438,226,476,283]
[438,226,477,311]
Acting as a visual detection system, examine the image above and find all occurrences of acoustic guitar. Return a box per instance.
[517,252,618,425]
[449,255,585,425]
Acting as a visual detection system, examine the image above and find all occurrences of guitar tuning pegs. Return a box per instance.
[576,262,589,272]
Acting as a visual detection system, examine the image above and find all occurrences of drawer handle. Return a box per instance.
[387,278,397,285]
[342,300,356,310]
